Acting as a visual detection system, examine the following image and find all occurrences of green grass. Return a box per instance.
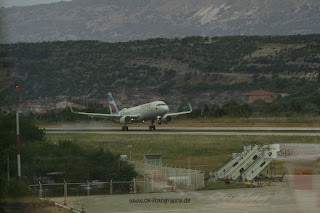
[46,134,320,172]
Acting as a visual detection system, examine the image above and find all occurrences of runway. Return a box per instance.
[44,127,320,136]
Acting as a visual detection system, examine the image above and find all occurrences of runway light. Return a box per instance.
[142,120,145,123]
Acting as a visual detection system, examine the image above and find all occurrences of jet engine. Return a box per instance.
[161,115,173,124]
[119,116,131,124]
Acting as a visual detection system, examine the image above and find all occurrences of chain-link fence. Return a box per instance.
[129,161,205,191]
[30,179,140,199]
[30,161,204,199]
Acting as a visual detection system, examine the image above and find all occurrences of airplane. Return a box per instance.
[69,92,192,131]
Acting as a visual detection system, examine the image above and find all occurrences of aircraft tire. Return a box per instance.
[149,125,156,130]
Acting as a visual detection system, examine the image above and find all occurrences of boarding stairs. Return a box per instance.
[214,144,280,181]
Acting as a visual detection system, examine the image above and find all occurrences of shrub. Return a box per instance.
[6,179,31,198]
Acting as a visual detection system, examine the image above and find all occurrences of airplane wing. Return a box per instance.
[69,105,121,118]
[165,103,192,117]
[69,105,140,119]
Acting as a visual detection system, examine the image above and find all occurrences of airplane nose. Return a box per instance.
[164,105,169,112]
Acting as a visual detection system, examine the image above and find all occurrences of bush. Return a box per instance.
[6,179,31,198]
[0,175,9,199]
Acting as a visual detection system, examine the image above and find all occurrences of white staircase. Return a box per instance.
[214,144,280,181]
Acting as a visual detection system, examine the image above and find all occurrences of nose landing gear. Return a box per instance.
[149,125,156,130]
[149,120,156,130]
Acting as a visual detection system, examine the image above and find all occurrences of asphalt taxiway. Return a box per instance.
[50,175,320,213]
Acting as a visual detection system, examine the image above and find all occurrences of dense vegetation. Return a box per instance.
[28,90,320,123]
[0,114,137,198]
[0,35,320,106]
[25,89,320,122]
[30,102,110,121]
[192,92,320,117]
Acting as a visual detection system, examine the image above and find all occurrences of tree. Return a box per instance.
[0,114,137,197]
[250,100,267,114]
[221,102,252,117]
[0,114,45,198]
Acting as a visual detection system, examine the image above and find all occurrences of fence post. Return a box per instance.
[133,178,136,194]
[64,180,67,206]
[151,178,153,193]
[39,181,42,199]
[87,180,90,196]
[202,172,205,189]
[196,172,198,190]
[145,178,148,193]
[110,179,113,195]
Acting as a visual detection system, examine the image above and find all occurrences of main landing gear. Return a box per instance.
[157,116,162,125]
[149,120,156,131]
[122,126,128,131]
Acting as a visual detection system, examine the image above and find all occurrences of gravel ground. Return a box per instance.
[279,143,320,160]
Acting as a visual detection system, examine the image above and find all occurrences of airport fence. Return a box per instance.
[30,179,152,199]
[29,162,205,199]
[129,161,205,191]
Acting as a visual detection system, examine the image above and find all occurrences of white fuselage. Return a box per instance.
[118,101,169,122]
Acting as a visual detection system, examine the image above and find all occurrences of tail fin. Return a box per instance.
[108,92,120,115]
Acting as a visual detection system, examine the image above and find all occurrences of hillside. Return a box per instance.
[1,35,320,107]
[1,0,320,43]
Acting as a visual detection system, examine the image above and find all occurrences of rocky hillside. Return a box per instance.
[1,35,319,107]
[1,0,320,43]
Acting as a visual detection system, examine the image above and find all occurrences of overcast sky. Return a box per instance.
[1,0,71,8]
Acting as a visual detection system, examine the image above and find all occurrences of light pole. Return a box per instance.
[128,145,132,160]
[16,85,21,182]
[7,154,10,180]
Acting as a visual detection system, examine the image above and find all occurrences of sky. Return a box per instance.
[1,0,71,8]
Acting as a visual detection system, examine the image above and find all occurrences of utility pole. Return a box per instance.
[7,154,10,180]
[16,86,21,182]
